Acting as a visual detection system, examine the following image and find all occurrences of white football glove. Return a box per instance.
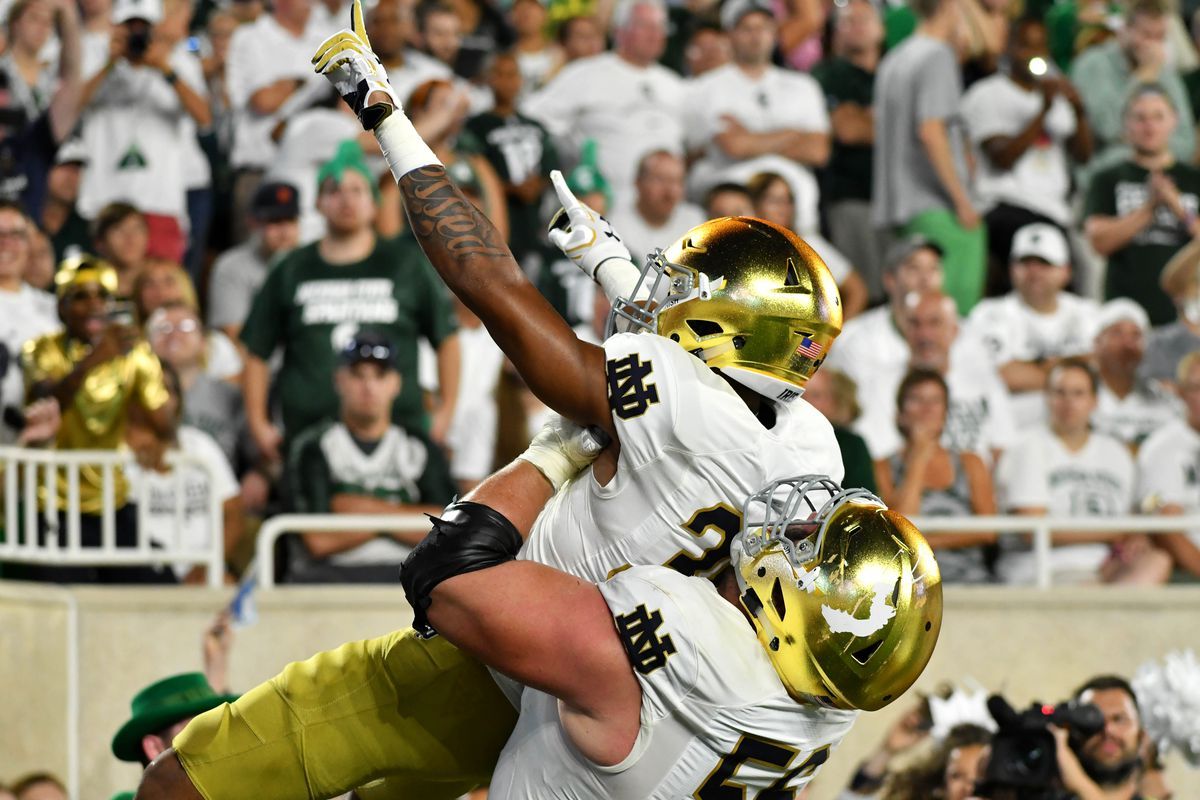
[547,170,633,280]
[517,413,610,492]
[311,0,401,131]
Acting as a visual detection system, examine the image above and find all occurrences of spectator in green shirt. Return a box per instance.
[239,142,460,465]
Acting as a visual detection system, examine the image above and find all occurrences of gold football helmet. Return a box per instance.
[611,217,842,401]
[731,476,942,711]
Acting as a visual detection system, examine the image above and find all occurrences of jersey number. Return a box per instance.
[694,737,830,799]
[666,504,742,577]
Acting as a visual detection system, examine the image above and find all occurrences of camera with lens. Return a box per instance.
[125,22,153,60]
[974,694,1104,800]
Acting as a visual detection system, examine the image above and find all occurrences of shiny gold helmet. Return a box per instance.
[731,475,942,711]
[611,217,842,401]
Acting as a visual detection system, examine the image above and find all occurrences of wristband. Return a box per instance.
[375,111,442,182]
[595,257,644,305]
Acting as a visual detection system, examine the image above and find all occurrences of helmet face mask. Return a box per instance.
[731,475,943,712]
[609,217,843,403]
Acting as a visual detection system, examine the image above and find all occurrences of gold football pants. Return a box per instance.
[174,628,519,799]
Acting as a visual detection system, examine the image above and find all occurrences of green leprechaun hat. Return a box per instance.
[111,673,238,762]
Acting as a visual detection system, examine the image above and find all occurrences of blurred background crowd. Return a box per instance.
[3,0,1200,593]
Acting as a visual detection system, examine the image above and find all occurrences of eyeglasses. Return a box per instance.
[149,318,201,336]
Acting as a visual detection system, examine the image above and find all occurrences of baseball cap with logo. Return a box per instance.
[112,0,163,24]
[251,181,300,222]
[1010,223,1070,266]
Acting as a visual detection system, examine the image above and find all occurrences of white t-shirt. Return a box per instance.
[77,49,208,220]
[490,566,858,800]
[386,49,453,107]
[0,284,59,442]
[995,429,1134,584]
[1093,380,1182,449]
[961,73,1077,224]
[125,425,239,579]
[173,43,213,192]
[965,292,1100,427]
[608,203,706,269]
[523,52,684,211]
[683,63,829,200]
[520,332,844,581]
[1136,418,1200,547]
[445,322,505,483]
[226,12,332,169]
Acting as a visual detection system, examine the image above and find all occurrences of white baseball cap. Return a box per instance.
[1096,298,1150,335]
[112,0,162,25]
[1010,223,1069,266]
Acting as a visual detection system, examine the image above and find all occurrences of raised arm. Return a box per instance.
[311,9,614,435]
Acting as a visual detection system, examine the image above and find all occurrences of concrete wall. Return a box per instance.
[2,582,1198,799]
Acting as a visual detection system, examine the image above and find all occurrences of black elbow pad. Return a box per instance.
[400,500,522,638]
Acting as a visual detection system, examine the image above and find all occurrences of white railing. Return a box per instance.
[0,446,226,587]
[254,512,1200,590]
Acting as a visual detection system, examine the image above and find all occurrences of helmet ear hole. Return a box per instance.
[685,319,724,338]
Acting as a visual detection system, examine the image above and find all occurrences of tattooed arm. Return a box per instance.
[399,166,614,437]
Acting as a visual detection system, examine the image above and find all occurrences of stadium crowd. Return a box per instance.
[1,0,1200,591]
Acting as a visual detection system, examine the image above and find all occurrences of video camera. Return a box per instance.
[974,694,1104,800]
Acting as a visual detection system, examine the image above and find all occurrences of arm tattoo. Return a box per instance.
[400,166,511,272]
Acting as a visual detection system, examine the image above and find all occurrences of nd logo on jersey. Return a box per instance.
[614,604,676,675]
[607,355,660,419]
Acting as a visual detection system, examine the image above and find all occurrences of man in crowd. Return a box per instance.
[285,332,455,583]
[966,224,1098,427]
[524,0,683,212]
[225,0,329,242]
[703,181,754,218]
[370,0,452,107]
[21,257,174,582]
[76,0,211,263]
[1072,0,1194,166]
[962,16,1092,296]
[0,201,59,442]
[873,0,984,315]
[1054,676,1153,800]
[683,0,831,207]
[465,52,558,267]
[1084,84,1200,326]
[607,150,704,265]
[1138,349,1200,576]
[1091,299,1181,449]
[239,144,459,466]
[814,0,885,298]
[206,181,300,343]
[39,139,91,262]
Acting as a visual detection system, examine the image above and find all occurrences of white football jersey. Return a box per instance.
[520,332,845,583]
[489,566,859,800]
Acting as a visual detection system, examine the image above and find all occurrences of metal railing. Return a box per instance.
[0,446,226,587]
[254,512,1200,590]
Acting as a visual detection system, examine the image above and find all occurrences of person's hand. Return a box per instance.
[108,25,129,63]
[249,418,284,464]
[954,197,981,229]
[16,398,61,446]
[1039,77,1060,107]
[716,114,754,159]
[517,412,610,492]
[1150,171,1187,219]
[1049,724,1103,797]
[547,170,632,279]
[311,0,402,131]
[1050,76,1083,108]
[1133,38,1165,77]
[884,705,931,755]
[88,322,138,363]
[239,470,271,512]
[429,401,453,448]
[203,609,235,694]
[906,421,942,458]
[141,33,173,72]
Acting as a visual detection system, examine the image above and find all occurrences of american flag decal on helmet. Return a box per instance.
[795,335,825,360]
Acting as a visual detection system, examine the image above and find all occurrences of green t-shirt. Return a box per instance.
[463,110,559,264]
[240,236,457,438]
[286,419,455,514]
[1084,160,1200,326]
[835,425,878,495]
[1185,68,1200,125]
[812,57,875,203]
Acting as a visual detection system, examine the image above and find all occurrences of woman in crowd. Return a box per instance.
[881,724,993,800]
[2,0,58,120]
[874,368,998,582]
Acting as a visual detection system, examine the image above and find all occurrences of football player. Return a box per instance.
[135,2,847,796]
[401,469,942,798]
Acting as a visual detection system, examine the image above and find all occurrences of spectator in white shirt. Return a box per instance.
[682,0,830,204]
[1092,298,1182,449]
[966,223,1099,428]
[607,150,705,267]
[0,201,59,442]
[996,358,1170,585]
[961,16,1093,296]
[523,0,683,212]
[76,0,211,264]
[1138,350,1200,577]
[1141,237,1200,387]
[508,0,560,97]
[224,0,329,243]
